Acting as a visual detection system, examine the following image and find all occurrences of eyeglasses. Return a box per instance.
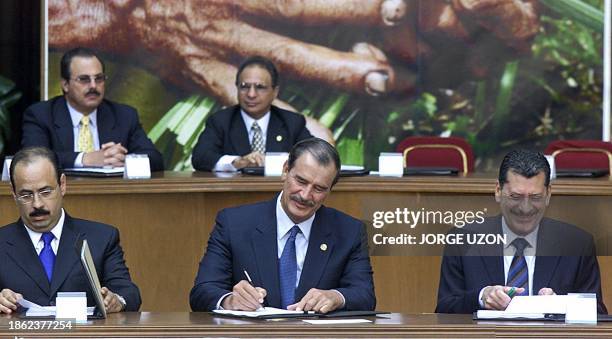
[71,74,107,85]
[237,82,272,93]
[15,187,58,204]
[502,192,546,204]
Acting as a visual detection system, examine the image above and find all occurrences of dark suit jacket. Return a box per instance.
[435,215,607,314]
[21,96,164,171]
[0,215,141,311]
[191,105,312,171]
[189,197,376,311]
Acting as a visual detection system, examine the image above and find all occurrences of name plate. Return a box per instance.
[566,293,597,324]
[1,156,12,181]
[264,152,288,176]
[56,292,87,322]
[544,155,556,180]
[378,152,404,177]
[124,154,151,179]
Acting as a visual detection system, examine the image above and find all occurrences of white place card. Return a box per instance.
[124,154,151,179]
[56,292,87,322]
[565,293,597,324]
[1,156,12,181]
[264,152,288,176]
[378,152,404,177]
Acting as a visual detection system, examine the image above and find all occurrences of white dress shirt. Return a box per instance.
[478,217,538,307]
[213,110,271,172]
[25,209,66,255]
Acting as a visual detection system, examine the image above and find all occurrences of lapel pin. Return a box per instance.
[276,135,283,142]
[320,243,327,251]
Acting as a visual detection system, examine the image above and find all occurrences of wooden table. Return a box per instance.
[1,172,611,313]
[2,312,612,337]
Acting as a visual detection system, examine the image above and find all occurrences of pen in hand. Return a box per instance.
[244,269,265,311]
[507,287,516,298]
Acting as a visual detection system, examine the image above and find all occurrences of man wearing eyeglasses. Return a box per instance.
[435,149,607,314]
[0,146,141,314]
[192,56,312,171]
[21,47,163,171]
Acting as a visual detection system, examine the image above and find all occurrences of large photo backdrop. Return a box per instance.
[45,0,607,170]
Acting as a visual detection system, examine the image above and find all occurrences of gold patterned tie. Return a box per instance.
[78,116,94,153]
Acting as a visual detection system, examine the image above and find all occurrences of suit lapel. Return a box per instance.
[475,216,505,284]
[52,97,75,151]
[251,200,281,307]
[295,208,334,300]
[229,107,252,155]
[266,109,287,152]
[96,101,116,144]
[4,221,51,294]
[49,215,82,297]
[533,220,560,292]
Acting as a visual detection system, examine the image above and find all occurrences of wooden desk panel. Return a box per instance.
[2,312,612,338]
[1,172,611,313]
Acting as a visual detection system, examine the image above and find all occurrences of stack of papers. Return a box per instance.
[213,307,314,319]
[18,298,94,317]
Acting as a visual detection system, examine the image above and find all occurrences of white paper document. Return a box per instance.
[505,295,572,314]
[476,310,546,320]
[65,167,125,174]
[18,298,94,317]
[213,307,314,318]
[303,319,372,324]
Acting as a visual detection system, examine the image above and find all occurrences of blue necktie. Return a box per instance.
[39,232,56,282]
[279,225,301,309]
[507,238,529,296]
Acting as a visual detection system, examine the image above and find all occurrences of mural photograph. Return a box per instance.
[46,0,607,170]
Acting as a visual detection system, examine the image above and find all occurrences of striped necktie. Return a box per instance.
[506,238,529,295]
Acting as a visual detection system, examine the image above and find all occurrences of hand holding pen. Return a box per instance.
[220,270,267,311]
[481,285,525,310]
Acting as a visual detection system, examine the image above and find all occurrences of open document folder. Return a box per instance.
[213,307,387,319]
[213,307,318,319]
[474,295,577,320]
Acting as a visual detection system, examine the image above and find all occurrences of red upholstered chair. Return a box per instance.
[395,136,475,174]
[544,140,612,172]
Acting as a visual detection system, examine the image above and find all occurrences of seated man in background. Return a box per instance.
[22,47,164,171]
[436,149,607,314]
[191,56,312,171]
[0,147,141,314]
[190,138,375,313]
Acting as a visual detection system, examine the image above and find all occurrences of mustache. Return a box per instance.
[29,208,50,217]
[510,207,538,217]
[86,89,101,96]
[290,194,315,207]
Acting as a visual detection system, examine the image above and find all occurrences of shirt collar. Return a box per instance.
[276,192,314,241]
[241,109,270,133]
[24,208,66,245]
[501,216,538,254]
[67,100,97,128]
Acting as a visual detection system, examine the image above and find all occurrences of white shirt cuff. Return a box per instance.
[331,289,346,309]
[116,294,127,311]
[216,292,234,310]
[74,152,85,167]
[478,287,487,308]
[214,155,239,172]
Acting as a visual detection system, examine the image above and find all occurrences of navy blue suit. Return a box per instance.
[191,105,312,171]
[21,96,164,171]
[189,197,375,311]
[0,215,141,311]
[436,216,607,314]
